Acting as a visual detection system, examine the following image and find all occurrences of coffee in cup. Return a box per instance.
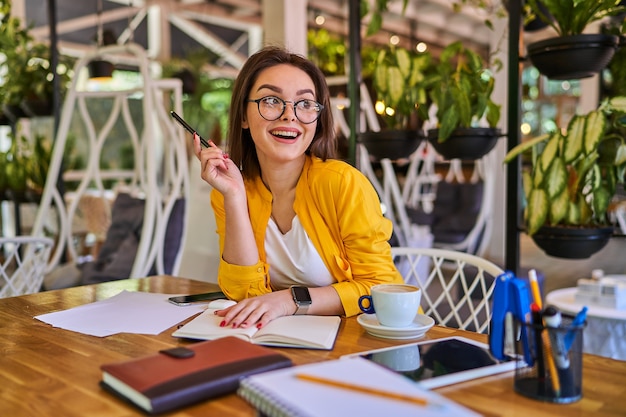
[358,284,421,328]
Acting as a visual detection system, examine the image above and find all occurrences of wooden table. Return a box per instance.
[1,276,625,417]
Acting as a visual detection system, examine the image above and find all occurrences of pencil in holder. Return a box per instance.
[514,314,584,403]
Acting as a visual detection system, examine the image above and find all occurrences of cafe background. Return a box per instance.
[1,0,624,293]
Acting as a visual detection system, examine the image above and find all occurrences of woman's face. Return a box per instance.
[242,64,319,167]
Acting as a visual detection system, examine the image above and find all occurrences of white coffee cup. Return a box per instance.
[372,345,421,372]
[358,284,421,328]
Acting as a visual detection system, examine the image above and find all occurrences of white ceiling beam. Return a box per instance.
[30,7,141,39]
[169,13,247,69]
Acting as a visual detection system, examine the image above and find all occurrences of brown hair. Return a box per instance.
[227,45,337,179]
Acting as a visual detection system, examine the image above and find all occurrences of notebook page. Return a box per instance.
[238,357,480,417]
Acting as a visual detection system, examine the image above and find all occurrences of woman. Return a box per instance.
[195,45,402,330]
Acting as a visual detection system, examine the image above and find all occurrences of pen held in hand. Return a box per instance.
[295,373,431,407]
[170,111,211,149]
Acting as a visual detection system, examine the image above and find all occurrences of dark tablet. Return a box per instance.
[342,336,519,389]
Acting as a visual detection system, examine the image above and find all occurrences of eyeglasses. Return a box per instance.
[247,96,324,124]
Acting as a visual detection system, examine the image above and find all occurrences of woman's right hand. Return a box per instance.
[194,134,243,196]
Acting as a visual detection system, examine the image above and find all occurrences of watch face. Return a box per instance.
[292,286,312,303]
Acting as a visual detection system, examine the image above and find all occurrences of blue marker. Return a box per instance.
[564,306,587,351]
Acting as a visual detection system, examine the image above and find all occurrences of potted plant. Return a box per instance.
[0,3,72,120]
[503,96,626,258]
[525,0,626,80]
[422,41,502,160]
[358,45,431,160]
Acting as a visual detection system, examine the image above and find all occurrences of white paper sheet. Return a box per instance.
[34,290,208,337]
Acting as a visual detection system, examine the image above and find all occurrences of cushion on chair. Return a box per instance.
[148,197,186,276]
[80,193,144,284]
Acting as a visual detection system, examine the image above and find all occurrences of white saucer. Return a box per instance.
[357,313,435,340]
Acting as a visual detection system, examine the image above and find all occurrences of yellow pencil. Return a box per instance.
[540,327,562,396]
[529,269,543,308]
[295,373,429,407]
[528,268,561,396]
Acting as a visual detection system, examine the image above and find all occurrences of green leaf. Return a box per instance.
[527,188,548,235]
[566,199,580,225]
[486,101,501,128]
[452,85,471,127]
[366,13,383,37]
[396,48,411,78]
[593,186,611,221]
[438,108,459,142]
[616,144,626,165]
[608,96,626,113]
[579,196,593,224]
[544,157,567,199]
[503,133,550,163]
[563,115,584,163]
[549,186,569,225]
[583,110,606,155]
[387,67,404,107]
[540,132,560,172]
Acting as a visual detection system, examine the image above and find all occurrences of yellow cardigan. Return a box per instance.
[210,155,403,317]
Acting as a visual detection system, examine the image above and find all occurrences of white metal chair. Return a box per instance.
[0,236,54,298]
[391,247,504,334]
[30,43,190,281]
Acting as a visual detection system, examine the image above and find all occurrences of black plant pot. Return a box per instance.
[527,34,619,80]
[0,109,12,126]
[2,104,27,122]
[20,98,53,117]
[531,225,615,259]
[427,127,501,161]
[358,130,423,161]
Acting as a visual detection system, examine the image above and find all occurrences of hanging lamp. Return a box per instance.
[88,0,115,80]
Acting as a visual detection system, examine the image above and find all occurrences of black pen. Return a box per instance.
[170,111,211,149]
[530,303,546,384]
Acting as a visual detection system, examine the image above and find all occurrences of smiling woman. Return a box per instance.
[193,45,404,331]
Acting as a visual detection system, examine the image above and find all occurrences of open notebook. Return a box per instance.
[238,357,480,417]
[172,300,341,350]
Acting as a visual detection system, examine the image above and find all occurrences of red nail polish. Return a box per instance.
[256,323,263,329]
[219,320,226,327]
[223,153,229,159]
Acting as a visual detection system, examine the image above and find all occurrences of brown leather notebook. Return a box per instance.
[100,336,292,414]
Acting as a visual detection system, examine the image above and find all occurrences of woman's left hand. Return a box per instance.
[214,290,295,329]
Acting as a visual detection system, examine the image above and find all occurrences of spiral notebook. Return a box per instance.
[237,357,480,417]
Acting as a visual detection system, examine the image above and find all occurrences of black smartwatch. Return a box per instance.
[290,285,312,315]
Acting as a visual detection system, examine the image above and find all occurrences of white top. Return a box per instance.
[265,215,334,290]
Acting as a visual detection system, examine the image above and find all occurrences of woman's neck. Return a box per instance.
[260,156,305,195]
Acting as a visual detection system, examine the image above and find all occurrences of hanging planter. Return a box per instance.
[358,130,423,161]
[88,60,115,80]
[531,226,614,259]
[527,34,620,80]
[426,127,501,161]
[20,97,53,117]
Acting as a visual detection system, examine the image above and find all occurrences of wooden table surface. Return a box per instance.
[1,276,625,417]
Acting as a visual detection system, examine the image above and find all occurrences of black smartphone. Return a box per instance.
[170,111,210,148]
[168,291,226,306]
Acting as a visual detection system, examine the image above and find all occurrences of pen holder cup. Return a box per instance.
[514,315,584,403]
